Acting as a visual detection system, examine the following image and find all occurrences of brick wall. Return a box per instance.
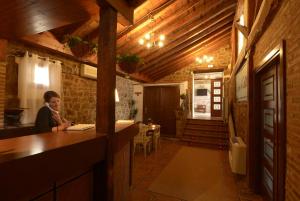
[5,42,137,125]
[252,0,300,200]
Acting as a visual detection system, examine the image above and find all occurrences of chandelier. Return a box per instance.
[195,55,214,68]
[138,14,166,49]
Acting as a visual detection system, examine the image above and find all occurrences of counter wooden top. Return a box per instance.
[0,121,136,164]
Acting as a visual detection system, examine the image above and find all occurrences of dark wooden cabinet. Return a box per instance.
[57,171,93,201]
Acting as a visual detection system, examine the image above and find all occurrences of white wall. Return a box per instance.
[194,80,211,113]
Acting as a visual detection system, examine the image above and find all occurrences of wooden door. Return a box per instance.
[257,58,286,201]
[210,79,223,117]
[259,65,277,201]
[143,86,180,136]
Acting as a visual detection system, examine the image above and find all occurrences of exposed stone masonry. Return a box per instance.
[4,42,137,125]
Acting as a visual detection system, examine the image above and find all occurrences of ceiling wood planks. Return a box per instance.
[0,0,237,81]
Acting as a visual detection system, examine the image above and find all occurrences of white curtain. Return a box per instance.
[18,52,62,124]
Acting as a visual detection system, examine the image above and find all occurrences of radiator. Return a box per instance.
[229,136,246,175]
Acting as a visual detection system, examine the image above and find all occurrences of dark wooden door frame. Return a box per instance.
[250,41,286,201]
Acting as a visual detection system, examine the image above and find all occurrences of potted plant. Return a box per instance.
[64,35,97,58]
[117,54,142,74]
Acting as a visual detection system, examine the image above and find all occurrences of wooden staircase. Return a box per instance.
[181,118,228,149]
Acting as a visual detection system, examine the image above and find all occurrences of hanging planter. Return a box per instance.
[64,35,97,58]
[117,54,141,74]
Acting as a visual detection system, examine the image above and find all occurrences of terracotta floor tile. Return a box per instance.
[129,139,262,201]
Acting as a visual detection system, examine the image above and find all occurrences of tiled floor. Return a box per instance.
[129,139,263,201]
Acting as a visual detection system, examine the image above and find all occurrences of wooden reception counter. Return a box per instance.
[0,122,138,201]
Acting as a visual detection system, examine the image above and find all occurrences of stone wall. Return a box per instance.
[156,45,232,115]
[4,42,137,125]
[252,0,300,199]
[116,76,137,120]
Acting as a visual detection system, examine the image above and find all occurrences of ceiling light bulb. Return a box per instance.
[139,38,144,45]
[203,55,208,60]
[208,64,214,68]
[158,41,164,47]
[145,33,151,40]
[210,56,214,61]
[196,57,200,62]
[159,34,165,41]
[146,42,152,48]
[198,58,203,64]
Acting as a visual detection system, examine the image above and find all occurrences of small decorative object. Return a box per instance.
[180,94,187,111]
[64,35,97,58]
[147,118,153,125]
[117,54,142,74]
[4,108,24,126]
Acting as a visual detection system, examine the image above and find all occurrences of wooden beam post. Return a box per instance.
[0,39,8,128]
[96,1,117,201]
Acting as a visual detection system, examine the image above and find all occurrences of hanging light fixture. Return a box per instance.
[138,14,166,49]
[195,55,214,67]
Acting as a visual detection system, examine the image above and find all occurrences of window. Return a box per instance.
[34,64,49,86]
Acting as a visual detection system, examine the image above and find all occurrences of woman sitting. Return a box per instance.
[35,91,71,133]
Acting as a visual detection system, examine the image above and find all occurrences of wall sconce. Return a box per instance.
[115,89,119,102]
[134,92,142,96]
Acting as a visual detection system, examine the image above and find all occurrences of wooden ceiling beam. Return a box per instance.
[102,0,135,26]
[117,0,176,39]
[149,37,230,80]
[117,0,222,50]
[126,0,236,56]
[140,20,233,72]
[147,35,230,79]
[139,12,234,65]
[142,30,231,78]
[150,35,231,76]
[69,17,100,38]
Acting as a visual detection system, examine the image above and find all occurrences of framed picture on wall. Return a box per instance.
[236,59,248,102]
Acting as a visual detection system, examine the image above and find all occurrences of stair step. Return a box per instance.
[186,120,226,126]
[181,138,229,149]
[183,129,228,135]
[182,133,228,140]
[186,122,227,127]
[182,134,228,141]
[184,125,228,132]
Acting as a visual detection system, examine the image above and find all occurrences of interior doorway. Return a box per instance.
[143,86,180,137]
[252,43,286,201]
[192,71,223,119]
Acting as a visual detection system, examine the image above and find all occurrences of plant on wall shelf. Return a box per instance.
[64,35,97,58]
[117,54,142,74]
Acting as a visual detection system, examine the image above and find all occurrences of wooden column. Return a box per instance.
[96,1,117,201]
[0,39,8,128]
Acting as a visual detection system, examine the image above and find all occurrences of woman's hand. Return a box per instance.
[52,112,63,125]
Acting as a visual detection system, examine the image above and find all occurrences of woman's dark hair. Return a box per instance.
[43,91,60,102]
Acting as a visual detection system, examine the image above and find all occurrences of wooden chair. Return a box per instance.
[153,125,161,151]
[134,124,152,158]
